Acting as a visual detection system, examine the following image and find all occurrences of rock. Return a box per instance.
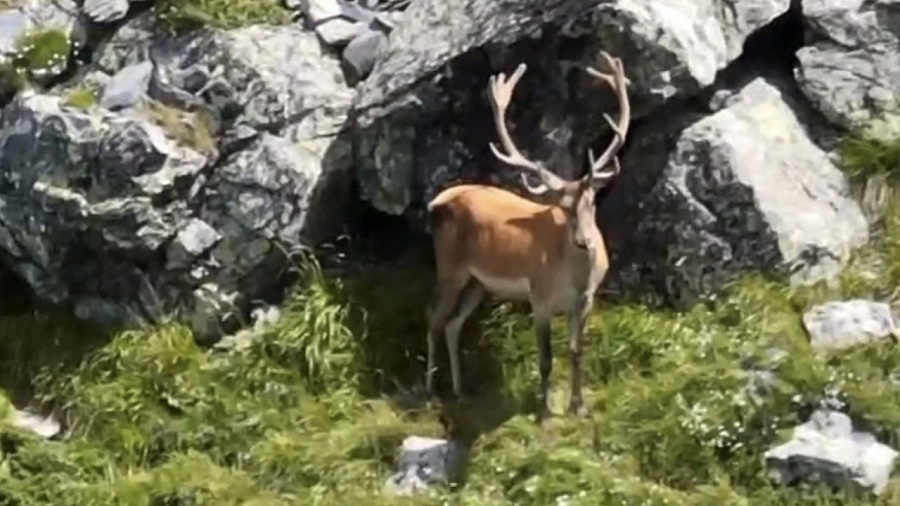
[0,24,358,338]
[0,9,28,57]
[353,0,792,215]
[600,77,869,307]
[795,0,900,129]
[384,436,465,496]
[165,218,221,269]
[99,60,153,110]
[82,0,130,24]
[342,28,387,82]
[0,92,207,324]
[586,0,791,106]
[316,18,366,46]
[802,300,898,351]
[764,409,898,495]
[10,408,61,438]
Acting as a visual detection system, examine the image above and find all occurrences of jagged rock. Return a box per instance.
[600,77,868,307]
[765,409,898,495]
[384,436,465,495]
[353,0,792,215]
[0,25,357,338]
[99,60,153,110]
[796,0,900,129]
[82,0,130,24]
[802,300,898,351]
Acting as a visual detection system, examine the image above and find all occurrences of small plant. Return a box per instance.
[63,86,97,110]
[153,0,292,33]
[143,100,217,154]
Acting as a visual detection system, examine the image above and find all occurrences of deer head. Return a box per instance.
[486,51,632,249]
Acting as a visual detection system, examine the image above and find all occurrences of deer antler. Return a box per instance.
[585,51,631,184]
[487,63,568,195]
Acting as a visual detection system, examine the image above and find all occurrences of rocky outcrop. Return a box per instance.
[796,0,900,130]
[353,0,793,214]
[600,78,868,306]
[0,23,355,338]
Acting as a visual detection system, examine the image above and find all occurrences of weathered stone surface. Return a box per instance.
[802,299,898,351]
[0,25,357,338]
[600,77,868,307]
[99,60,153,110]
[796,0,900,129]
[765,409,898,495]
[353,0,792,215]
[384,436,465,496]
[82,0,130,24]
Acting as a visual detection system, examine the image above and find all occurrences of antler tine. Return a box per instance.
[585,51,632,181]
[487,63,568,194]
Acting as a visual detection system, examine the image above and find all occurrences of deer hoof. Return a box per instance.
[567,402,589,418]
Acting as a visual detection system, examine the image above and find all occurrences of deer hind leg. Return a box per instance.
[425,271,470,397]
[567,295,593,417]
[444,280,486,399]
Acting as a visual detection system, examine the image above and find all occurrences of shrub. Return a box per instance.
[153,0,292,33]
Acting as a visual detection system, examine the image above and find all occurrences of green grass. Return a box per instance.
[152,0,292,34]
[62,86,98,110]
[3,157,900,504]
[840,128,900,181]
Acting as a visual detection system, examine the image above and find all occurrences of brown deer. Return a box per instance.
[424,51,631,425]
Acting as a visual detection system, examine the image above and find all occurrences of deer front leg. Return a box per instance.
[567,295,592,417]
[534,312,554,426]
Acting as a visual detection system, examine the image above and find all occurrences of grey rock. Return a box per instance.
[315,18,366,45]
[802,300,898,351]
[796,0,900,129]
[99,60,153,110]
[342,28,387,82]
[82,0,130,23]
[353,0,791,215]
[300,0,342,23]
[601,78,868,307]
[0,92,206,324]
[765,409,898,495]
[10,408,61,438]
[0,9,28,57]
[166,218,221,269]
[385,436,465,495]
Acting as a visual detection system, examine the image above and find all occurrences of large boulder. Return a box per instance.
[0,24,356,338]
[353,0,792,215]
[599,77,869,306]
[796,0,900,129]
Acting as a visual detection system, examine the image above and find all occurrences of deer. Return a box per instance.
[423,51,631,426]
